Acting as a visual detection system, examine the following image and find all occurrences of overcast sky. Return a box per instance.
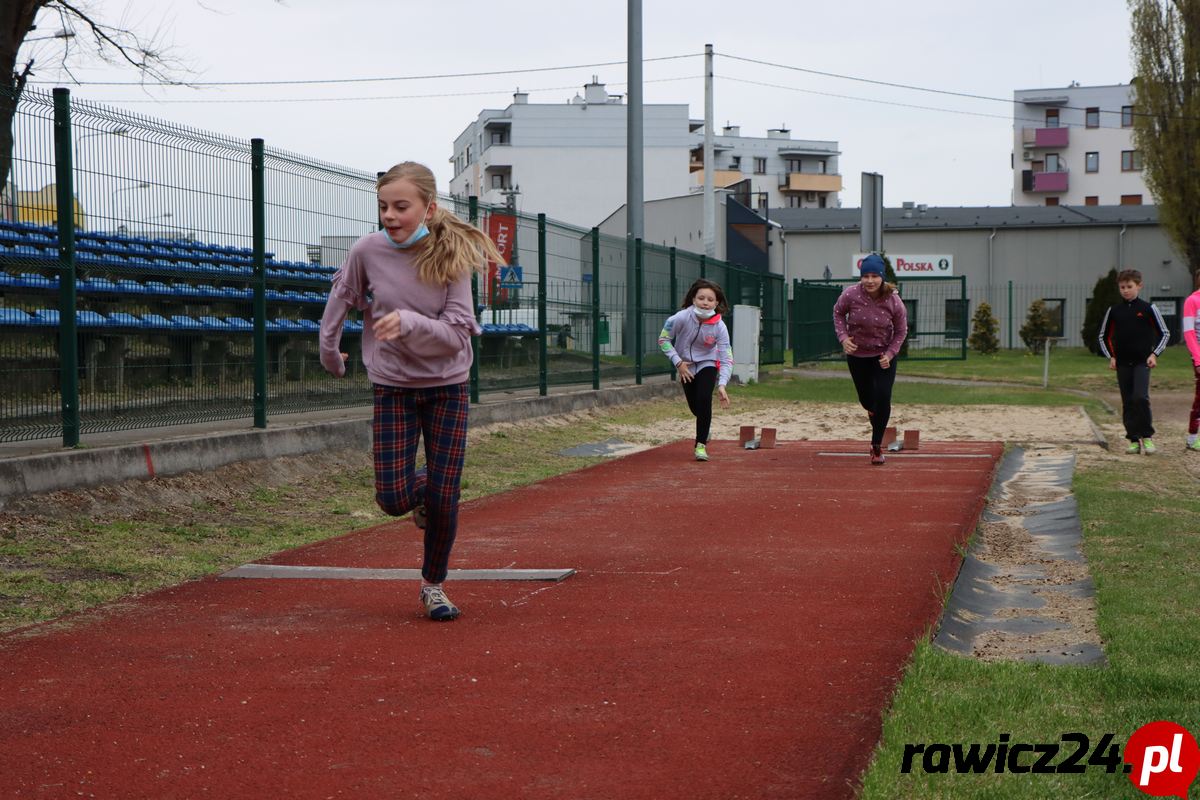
[23,0,1136,211]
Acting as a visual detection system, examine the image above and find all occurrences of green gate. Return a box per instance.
[791,276,968,363]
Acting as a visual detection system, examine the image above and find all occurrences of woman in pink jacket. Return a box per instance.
[1184,271,1200,452]
[833,254,909,465]
[320,162,503,621]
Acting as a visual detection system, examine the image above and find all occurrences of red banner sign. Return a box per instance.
[486,213,516,305]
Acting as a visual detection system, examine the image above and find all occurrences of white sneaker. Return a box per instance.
[420,584,460,621]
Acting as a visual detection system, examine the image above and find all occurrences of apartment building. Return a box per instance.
[690,125,841,211]
[449,79,842,228]
[1012,83,1150,207]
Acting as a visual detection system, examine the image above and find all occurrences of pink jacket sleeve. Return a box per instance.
[1184,294,1200,366]
[884,294,909,361]
[832,289,851,342]
[319,253,369,377]
[394,273,481,356]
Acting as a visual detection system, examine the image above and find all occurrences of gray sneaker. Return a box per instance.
[420,585,460,621]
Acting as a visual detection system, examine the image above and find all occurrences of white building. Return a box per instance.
[449,80,692,229]
[1012,83,1150,207]
[691,125,841,212]
[449,79,842,229]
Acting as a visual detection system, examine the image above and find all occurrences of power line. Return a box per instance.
[91,76,700,105]
[29,53,700,87]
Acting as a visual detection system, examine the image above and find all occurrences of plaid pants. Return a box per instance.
[373,382,470,584]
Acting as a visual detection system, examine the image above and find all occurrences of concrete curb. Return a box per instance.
[0,381,679,502]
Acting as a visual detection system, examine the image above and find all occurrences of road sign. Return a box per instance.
[499,265,523,288]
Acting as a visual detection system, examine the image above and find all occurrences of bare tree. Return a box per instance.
[1129,0,1200,277]
[1,0,176,196]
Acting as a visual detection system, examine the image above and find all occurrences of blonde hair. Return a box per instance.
[376,162,505,285]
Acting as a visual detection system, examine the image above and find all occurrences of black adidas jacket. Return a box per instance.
[1097,298,1169,364]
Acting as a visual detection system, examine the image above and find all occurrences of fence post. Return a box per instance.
[669,246,677,315]
[699,254,706,279]
[1007,279,1014,350]
[251,139,267,428]
[469,196,480,404]
[635,238,644,385]
[960,276,968,360]
[538,213,547,396]
[591,227,601,391]
[52,88,79,447]
[791,279,799,366]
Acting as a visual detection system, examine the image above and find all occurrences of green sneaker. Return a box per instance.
[1126,441,1141,455]
[694,443,709,461]
[1188,439,1200,452]
[1141,438,1157,455]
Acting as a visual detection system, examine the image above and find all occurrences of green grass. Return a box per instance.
[858,448,1200,799]
[794,344,1195,393]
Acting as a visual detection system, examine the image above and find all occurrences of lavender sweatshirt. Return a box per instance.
[832,284,908,360]
[320,231,481,388]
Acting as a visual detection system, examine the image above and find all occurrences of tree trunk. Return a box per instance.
[0,1,49,199]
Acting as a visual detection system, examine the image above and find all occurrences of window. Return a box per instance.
[818,160,827,174]
[945,299,969,339]
[1045,197,1060,207]
[1121,194,1144,205]
[1045,153,1062,172]
[731,156,742,170]
[490,174,505,189]
[465,145,472,164]
[1041,299,1065,338]
[805,191,817,202]
[1085,196,1099,206]
[1085,152,1099,173]
[1086,107,1100,128]
[757,194,768,210]
[1121,150,1143,171]
[754,157,767,174]
[788,195,802,208]
[1045,109,1060,128]
[818,195,828,208]
[489,131,507,146]
[786,158,803,173]
[1122,105,1134,127]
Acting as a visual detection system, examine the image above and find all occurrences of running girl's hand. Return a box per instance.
[1147,353,1157,368]
[320,350,349,378]
[878,353,891,370]
[841,337,857,354]
[677,361,694,383]
[717,385,730,408]
[373,310,404,341]
[1109,357,1117,371]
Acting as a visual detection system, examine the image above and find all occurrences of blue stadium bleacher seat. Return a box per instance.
[115,279,147,294]
[12,244,51,260]
[343,320,363,333]
[0,229,25,245]
[173,283,202,297]
[84,277,120,293]
[144,281,172,295]
[281,290,306,302]
[295,319,319,332]
[31,309,59,326]
[274,318,305,332]
[0,307,34,326]
[265,319,284,333]
[0,272,19,288]
[169,314,203,329]
[17,273,56,289]
[224,316,253,331]
[198,315,233,330]
[265,289,285,301]
[140,313,172,329]
[107,312,145,328]
[77,310,108,327]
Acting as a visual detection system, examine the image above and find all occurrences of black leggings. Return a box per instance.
[846,355,897,446]
[681,366,718,445]
[1116,362,1154,440]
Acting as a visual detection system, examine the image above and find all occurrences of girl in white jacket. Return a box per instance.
[658,279,733,461]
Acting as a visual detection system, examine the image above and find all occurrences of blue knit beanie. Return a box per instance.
[859,254,886,276]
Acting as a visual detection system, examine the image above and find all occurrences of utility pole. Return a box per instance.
[627,0,643,242]
[703,43,715,258]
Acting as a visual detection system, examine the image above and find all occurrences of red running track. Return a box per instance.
[0,439,1001,799]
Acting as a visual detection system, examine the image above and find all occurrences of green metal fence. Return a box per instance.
[0,87,783,446]
[791,276,968,363]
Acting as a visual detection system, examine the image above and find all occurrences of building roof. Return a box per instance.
[770,205,1160,233]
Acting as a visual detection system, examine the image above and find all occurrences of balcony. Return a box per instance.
[1021,126,1069,148]
[691,169,745,188]
[778,173,843,193]
[1024,170,1069,193]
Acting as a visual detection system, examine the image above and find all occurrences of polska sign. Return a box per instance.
[852,254,953,277]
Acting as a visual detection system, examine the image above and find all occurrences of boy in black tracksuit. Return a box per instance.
[1098,269,1170,454]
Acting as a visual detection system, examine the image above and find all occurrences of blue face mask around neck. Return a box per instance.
[384,206,432,249]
